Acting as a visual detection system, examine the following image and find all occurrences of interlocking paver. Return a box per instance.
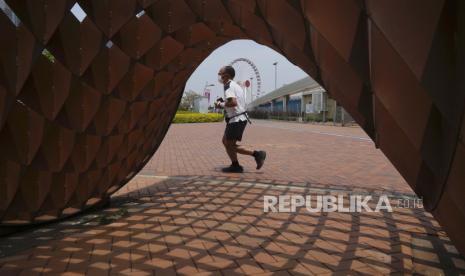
[0,121,464,275]
[138,120,412,194]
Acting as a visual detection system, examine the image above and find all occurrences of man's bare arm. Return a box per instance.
[225,97,237,107]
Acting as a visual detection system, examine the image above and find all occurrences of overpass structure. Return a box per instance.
[247,77,352,123]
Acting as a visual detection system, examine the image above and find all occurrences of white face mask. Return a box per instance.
[218,75,224,84]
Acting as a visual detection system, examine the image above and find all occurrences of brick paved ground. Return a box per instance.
[140,120,412,194]
[1,121,464,275]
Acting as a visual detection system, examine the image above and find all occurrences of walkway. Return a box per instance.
[0,120,463,275]
[139,120,412,194]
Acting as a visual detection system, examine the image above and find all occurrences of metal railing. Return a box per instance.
[248,110,355,126]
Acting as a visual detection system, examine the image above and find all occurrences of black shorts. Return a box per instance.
[224,120,247,141]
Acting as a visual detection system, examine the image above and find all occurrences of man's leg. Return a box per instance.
[223,136,253,158]
[234,143,266,170]
[226,139,266,169]
[235,144,254,156]
[225,121,253,156]
[222,121,266,171]
[222,135,237,162]
[222,135,243,172]
[232,120,266,170]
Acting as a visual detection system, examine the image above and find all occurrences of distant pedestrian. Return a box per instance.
[214,66,266,173]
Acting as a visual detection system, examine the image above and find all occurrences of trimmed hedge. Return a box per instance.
[173,112,224,123]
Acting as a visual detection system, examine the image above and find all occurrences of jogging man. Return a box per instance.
[215,66,266,173]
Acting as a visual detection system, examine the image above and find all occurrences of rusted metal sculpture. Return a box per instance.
[0,0,464,254]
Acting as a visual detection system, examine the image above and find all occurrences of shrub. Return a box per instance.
[173,112,224,123]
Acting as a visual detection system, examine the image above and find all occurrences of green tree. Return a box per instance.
[178,90,201,111]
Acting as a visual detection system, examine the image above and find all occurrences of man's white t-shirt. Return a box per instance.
[224,80,247,123]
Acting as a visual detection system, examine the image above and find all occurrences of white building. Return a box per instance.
[193,96,209,113]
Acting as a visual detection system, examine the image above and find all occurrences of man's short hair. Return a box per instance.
[224,66,235,79]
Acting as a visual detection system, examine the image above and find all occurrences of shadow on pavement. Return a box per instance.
[0,175,464,275]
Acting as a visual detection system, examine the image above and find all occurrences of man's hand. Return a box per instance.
[225,97,237,107]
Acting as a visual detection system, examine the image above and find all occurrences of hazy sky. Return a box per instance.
[185,40,308,101]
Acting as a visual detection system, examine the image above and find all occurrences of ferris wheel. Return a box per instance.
[228,58,262,100]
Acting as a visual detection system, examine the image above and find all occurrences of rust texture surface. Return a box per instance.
[0,0,464,254]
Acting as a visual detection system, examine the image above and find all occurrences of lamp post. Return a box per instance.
[203,82,214,105]
[272,61,278,90]
[203,82,215,91]
[249,77,254,102]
